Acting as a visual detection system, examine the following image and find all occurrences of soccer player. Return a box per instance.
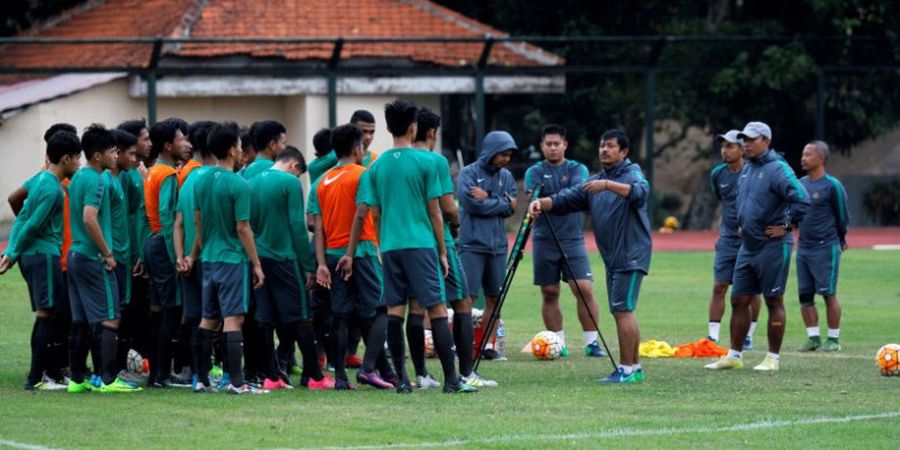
[705,121,809,372]
[191,122,268,394]
[174,120,218,384]
[308,110,379,184]
[706,130,761,347]
[528,129,652,384]
[66,124,140,393]
[0,130,81,391]
[311,124,393,390]
[457,131,518,360]
[239,128,256,174]
[408,108,496,388]
[240,120,286,181]
[796,140,848,352]
[524,124,604,358]
[341,99,476,394]
[145,117,191,387]
[250,146,335,390]
[307,127,335,184]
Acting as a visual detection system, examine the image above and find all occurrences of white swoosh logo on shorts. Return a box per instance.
[323,172,346,185]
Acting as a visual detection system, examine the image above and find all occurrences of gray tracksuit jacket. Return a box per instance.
[736,149,810,249]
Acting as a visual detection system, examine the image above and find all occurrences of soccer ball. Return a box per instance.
[875,344,900,376]
[126,349,145,374]
[531,331,563,361]
[424,329,436,358]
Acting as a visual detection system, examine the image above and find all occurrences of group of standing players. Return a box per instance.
[1,100,848,394]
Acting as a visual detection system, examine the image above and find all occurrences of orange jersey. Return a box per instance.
[144,162,177,233]
[178,159,202,187]
[61,178,72,272]
[315,164,376,250]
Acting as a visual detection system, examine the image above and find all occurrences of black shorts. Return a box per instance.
[19,253,63,312]
[382,248,445,308]
[327,254,383,318]
[444,245,471,302]
[67,251,120,324]
[144,233,180,309]
[114,262,132,306]
[202,262,250,320]
[181,261,203,319]
[254,258,309,325]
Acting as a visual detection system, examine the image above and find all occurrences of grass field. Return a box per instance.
[0,249,898,449]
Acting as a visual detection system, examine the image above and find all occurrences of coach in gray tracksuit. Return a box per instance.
[720,121,810,372]
[457,131,518,359]
[529,129,651,384]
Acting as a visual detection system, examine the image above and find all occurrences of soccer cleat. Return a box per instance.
[395,381,413,394]
[356,371,394,390]
[598,367,636,384]
[753,355,780,372]
[481,348,500,360]
[706,336,717,343]
[633,369,646,383]
[192,381,215,393]
[743,336,753,350]
[416,374,442,390]
[164,374,193,389]
[35,375,68,391]
[262,378,292,391]
[443,381,478,394]
[89,374,103,388]
[334,379,356,390]
[67,379,95,393]
[381,370,400,387]
[23,380,37,391]
[822,339,841,352]
[560,347,570,358]
[703,356,744,370]
[345,354,363,368]
[100,377,143,393]
[584,341,606,358]
[798,337,821,352]
[225,383,269,395]
[307,375,336,390]
[216,372,232,391]
[462,373,497,388]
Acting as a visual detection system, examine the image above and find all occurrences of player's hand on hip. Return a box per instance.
[252,264,265,288]
[764,225,787,238]
[316,264,332,289]
[336,255,353,281]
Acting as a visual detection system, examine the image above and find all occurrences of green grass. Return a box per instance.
[0,250,898,449]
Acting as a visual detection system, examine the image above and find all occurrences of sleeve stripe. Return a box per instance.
[776,161,805,199]
[825,175,847,223]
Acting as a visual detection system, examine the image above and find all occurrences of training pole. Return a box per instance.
[542,214,618,371]
[472,187,542,373]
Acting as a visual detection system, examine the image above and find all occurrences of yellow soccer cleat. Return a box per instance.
[703,356,744,370]
[753,355,780,372]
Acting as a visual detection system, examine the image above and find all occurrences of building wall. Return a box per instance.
[0,80,440,233]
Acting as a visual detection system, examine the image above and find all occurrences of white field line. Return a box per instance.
[0,439,60,450]
[272,410,900,450]
[872,244,900,250]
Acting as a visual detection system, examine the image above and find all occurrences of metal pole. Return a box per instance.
[147,71,157,125]
[328,73,337,128]
[475,72,485,151]
[815,69,826,140]
[644,69,656,216]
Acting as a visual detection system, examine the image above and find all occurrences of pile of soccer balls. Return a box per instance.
[876,344,899,377]
[530,331,564,361]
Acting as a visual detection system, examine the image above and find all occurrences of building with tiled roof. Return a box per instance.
[0,0,563,227]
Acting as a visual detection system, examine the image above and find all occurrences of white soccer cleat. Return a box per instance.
[753,355,780,372]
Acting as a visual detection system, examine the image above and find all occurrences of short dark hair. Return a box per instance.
[116,119,147,138]
[81,123,116,160]
[384,100,417,137]
[541,124,566,141]
[414,107,441,142]
[350,109,376,125]
[600,129,630,150]
[112,129,137,151]
[240,128,254,151]
[43,123,77,143]
[312,128,332,157]
[331,124,363,159]
[807,140,830,162]
[189,121,218,158]
[277,145,307,174]
[46,131,81,164]
[207,122,241,160]
[250,120,286,150]
[149,117,188,160]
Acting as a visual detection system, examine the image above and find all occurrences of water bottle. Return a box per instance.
[496,320,507,360]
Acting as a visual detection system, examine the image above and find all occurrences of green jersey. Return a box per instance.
[240,156,274,181]
[176,166,212,259]
[249,169,315,271]
[420,150,455,245]
[360,147,442,252]
[195,167,251,264]
[308,151,337,184]
[124,168,149,263]
[108,170,130,264]
[5,171,65,261]
[68,167,113,260]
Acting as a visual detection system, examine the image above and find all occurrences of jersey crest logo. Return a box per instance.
[757,171,766,179]
[393,152,400,159]
[812,190,820,199]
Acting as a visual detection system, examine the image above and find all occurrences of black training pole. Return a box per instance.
[472,187,542,373]
[542,211,618,371]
